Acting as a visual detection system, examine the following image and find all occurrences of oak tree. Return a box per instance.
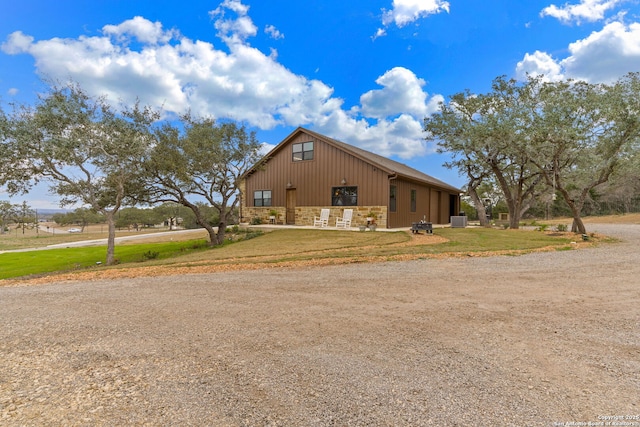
[425,77,544,228]
[1,82,157,264]
[527,73,640,233]
[142,116,261,246]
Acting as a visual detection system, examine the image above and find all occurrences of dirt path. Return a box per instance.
[1,224,639,426]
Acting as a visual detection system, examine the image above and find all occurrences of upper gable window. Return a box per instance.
[292,141,314,162]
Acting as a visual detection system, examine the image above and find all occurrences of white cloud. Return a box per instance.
[515,51,564,81]
[102,16,177,44]
[312,68,442,159]
[381,0,450,28]
[210,0,257,44]
[265,25,284,40]
[1,31,34,54]
[371,28,387,41]
[315,110,433,159]
[516,20,640,83]
[1,0,442,159]
[8,88,19,96]
[562,21,640,82]
[374,0,449,38]
[211,0,249,16]
[359,67,442,119]
[541,0,622,24]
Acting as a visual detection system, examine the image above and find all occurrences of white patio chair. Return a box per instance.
[335,209,353,228]
[313,208,330,227]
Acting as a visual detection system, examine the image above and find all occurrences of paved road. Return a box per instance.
[0,228,207,254]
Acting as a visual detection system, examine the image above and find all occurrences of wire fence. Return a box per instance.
[582,197,640,216]
[463,195,640,221]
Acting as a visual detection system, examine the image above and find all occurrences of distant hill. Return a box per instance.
[36,209,69,219]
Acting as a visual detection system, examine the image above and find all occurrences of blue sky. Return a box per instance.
[2,0,640,208]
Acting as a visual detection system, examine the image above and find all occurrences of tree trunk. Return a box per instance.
[208,224,221,246]
[214,220,226,246]
[554,183,588,235]
[468,187,489,227]
[490,164,521,229]
[571,216,587,234]
[505,198,521,229]
[106,213,117,265]
[563,197,587,234]
[192,211,219,247]
[214,204,233,245]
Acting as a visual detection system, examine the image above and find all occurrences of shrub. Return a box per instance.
[250,217,263,225]
[555,224,568,232]
[142,250,160,260]
[241,230,263,241]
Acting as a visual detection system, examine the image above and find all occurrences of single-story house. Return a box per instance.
[240,127,461,229]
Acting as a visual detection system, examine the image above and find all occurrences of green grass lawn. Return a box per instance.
[0,227,584,281]
[0,239,209,280]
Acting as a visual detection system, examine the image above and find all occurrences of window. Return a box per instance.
[292,141,314,161]
[254,190,272,207]
[332,186,358,206]
[390,185,397,212]
[411,189,417,212]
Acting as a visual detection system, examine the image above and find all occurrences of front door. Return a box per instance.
[286,189,296,225]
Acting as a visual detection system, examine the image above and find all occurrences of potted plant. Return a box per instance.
[365,211,378,230]
[268,209,278,224]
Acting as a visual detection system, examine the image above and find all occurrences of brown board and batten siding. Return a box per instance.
[242,127,462,228]
[389,178,425,228]
[245,132,389,208]
[386,178,454,228]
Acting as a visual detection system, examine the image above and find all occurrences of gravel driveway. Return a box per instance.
[1,224,639,426]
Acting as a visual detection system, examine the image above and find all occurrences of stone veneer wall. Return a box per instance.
[243,206,388,228]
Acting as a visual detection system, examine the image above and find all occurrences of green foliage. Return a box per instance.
[53,208,104,227]
[250,217,263,225]
[241,230,263,241]
[142,250,160,260]
[116,207,164,229]
[555,224,568,232]
[2,81,160,265]
[142,116,261,245]
[425,76,544,228]
[13,201,36,235]
[0,200,18,234]
[459,200,478,220]
[426,72,640,233]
